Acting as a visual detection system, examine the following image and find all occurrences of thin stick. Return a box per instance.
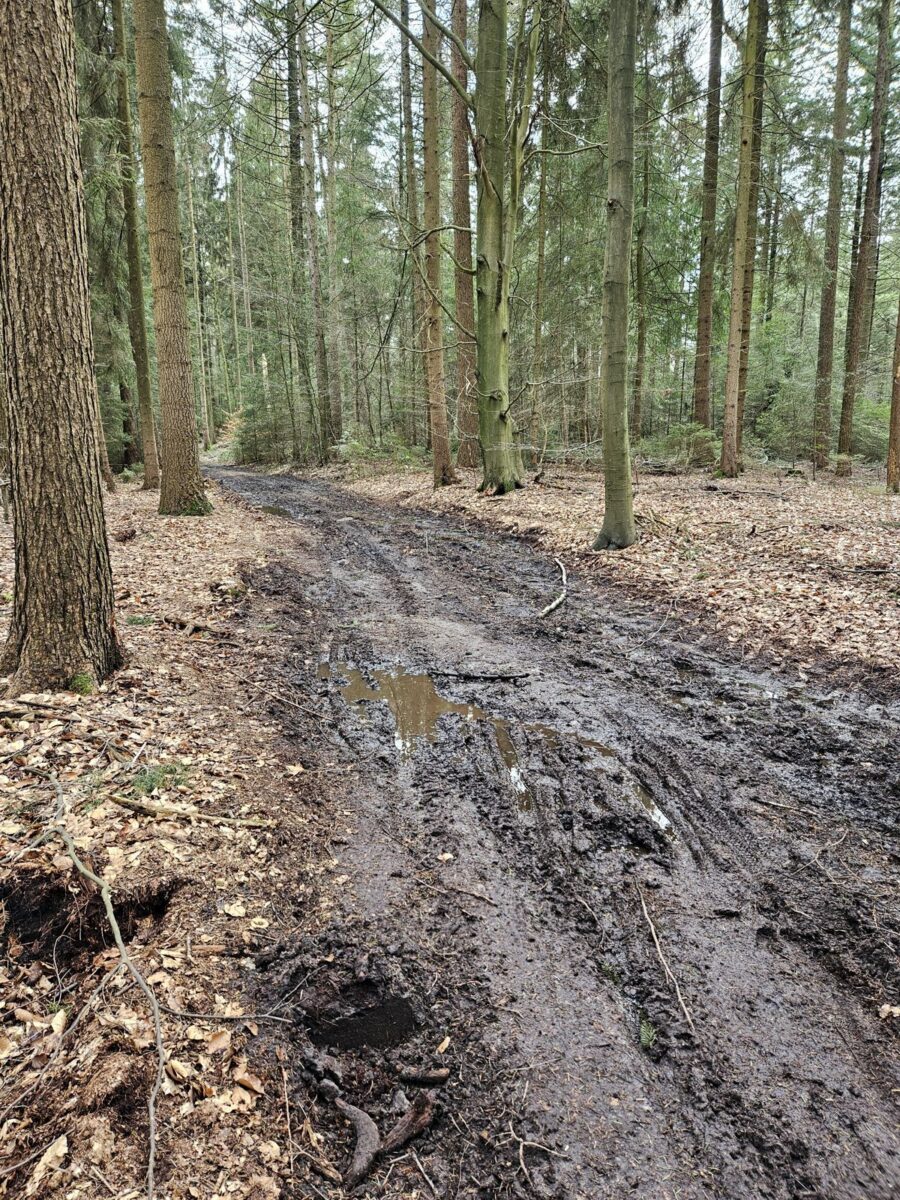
[538,557,568,618]
[636,885,696,1035]
[110,794,273,828]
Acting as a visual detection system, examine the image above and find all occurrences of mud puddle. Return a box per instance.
[212,467,900,1200]
[321,658,673,830]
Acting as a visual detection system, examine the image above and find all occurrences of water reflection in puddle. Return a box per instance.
[322,661,535,808]
[321,659,673,833]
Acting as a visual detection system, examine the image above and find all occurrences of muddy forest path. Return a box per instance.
[210,467,898,1200]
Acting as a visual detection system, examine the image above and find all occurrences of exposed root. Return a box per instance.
[381,1088,438,1154]
[335,1097,381,1186]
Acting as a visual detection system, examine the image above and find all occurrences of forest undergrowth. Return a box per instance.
[0,483,341,1200]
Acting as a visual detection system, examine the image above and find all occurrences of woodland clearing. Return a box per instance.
[2,471,897,1200]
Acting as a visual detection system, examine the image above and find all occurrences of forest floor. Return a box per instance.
[1,465,899,1200]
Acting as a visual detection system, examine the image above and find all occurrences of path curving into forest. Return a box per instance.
[211,466,899,1200]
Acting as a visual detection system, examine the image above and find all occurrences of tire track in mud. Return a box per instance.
[211,468,900,1200]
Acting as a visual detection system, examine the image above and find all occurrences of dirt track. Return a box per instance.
[211,467,899,1200]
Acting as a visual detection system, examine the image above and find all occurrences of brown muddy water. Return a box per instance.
[211,467,900,1200]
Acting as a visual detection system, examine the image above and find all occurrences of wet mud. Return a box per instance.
[210,468,900,1200]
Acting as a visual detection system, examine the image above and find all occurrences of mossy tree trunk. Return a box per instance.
[0,0,122,693]
[473,0,537,494]
[594,0,637,550]
[133,0,210,514]
[112,0,160,489]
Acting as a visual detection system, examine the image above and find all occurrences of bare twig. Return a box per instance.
[636,885,696,1036]
[110,794,273,828]
[538,558,568,618]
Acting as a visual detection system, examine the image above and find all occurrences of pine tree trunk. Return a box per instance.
[887,292,900,493]
[691,0,722,430]
[735,38,767,466]
[0,0,122,692]
[836,0,892,476]
[450,0,479,469]
[186,167,212,450]
[719,0,767,478]
[631,41,650,443]
[812,0,852,469]
[400,0,426,446]
[112,0,160,489]
[324,24,344,444]
[421,6,457,486]
[594,0,637,550]
[133,0,210,514]
[297,12,334,459]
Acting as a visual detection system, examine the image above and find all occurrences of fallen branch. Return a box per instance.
[416,875,498,907]
[538,557,568,618]
[381,1089,438,1154]
[110,794,273,828]
[636,884,696,1036]
[430,668,533,682]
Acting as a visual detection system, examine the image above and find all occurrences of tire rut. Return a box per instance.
[210,468,900,1200]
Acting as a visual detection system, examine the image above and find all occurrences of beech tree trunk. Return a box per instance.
[112,0,160,489]
[421,6,457,486]
[0,0,122,693]
[594,0,637,551]
[887,292,900,493]
[719,0,767,478]
[836,0,892,476]
[450,0,479,468]
[691,0,723,429]
[133,0,210,514]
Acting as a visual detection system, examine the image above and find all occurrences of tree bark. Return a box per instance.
[474,0,536,493]
[719,0,767,478]
[400,0,426,447]
[133,0,210,514]
[734,34,767,465]
[112,0,160,489]
[887,292,900,493]
[691,0,723,429]
[631,39,650,443]
[185,166,212,450]
[324,23,344,444]
[421,6,457,486]
[0,0,122,692]
[594,0,637,550]
[297,10,334,459]
[450,0,479,468]
[812,0,852,469]
[836,0,892,476]
[529,37,549,468]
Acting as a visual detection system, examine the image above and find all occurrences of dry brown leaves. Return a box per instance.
[342,463,900,679]
[0,483,329,1200]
